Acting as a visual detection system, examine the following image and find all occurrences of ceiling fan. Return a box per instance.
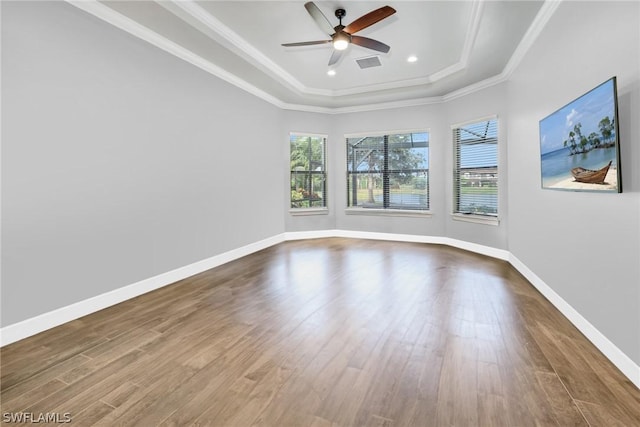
[282,2,396,66]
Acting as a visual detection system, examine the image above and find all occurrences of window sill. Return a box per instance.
[451,213,499,226]
[289,208,329,216]
[345,208,432,218]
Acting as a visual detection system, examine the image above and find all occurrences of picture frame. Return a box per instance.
[539,77,622,193]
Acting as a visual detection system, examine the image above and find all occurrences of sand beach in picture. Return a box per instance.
[539,77,620,192]
[549,167,617,191]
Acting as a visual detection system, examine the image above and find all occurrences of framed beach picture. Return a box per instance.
[539,77,622,193]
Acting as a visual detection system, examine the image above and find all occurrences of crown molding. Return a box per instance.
[330,96,444,114]
[442,0,562,103]
[429,0,484,84]
[66,0,287,110]
[330,76,433,97]
[278,95,443,115]
[442,73,508,103]
[165,0,485,98]
[66,0,560,114]
[160,0,310,96]
[501,0,563,79]
[460,0,485,68]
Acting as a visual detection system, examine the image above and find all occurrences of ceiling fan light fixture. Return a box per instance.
[333,33,350,51]
[333,39,349,50]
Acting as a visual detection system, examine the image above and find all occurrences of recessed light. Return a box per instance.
[327,69,336,76]
[407,55,418,63]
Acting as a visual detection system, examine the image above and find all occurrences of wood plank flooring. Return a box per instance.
[2,238,639,426]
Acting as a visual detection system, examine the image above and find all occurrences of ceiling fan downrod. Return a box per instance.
[335,8,346,26]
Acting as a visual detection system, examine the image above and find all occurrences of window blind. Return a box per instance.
[453,119,498,216]
[347,132,429,210]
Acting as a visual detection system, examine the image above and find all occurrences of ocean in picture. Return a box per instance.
[539,78,619,190]
[541,146,617,187]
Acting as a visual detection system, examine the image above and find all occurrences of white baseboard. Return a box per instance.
[1,230,637,390]
[283,229,337,241]
[0,234,285,347]
[334,229,448,245]
[331,229,510,261]
[509,253,640,389]
[443,237,510,261]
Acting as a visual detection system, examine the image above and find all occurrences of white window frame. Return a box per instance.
[345,128,431,217]
[451,116,499,226]
[289,132,328,216]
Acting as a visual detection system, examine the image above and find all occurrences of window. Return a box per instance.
[453,118,498,216]
[290,133,327,209]
[347,131,429,211]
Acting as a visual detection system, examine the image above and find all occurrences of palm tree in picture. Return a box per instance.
[588,132,600,151]
[567,130,577,155]
[599,116,612,145]
[579,135,589,153]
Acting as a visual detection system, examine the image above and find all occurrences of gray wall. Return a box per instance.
[2,0,638,370]
[285,87,510,250]
[444,84,509,250]
[507,1,640,364]
[283,110,335,232]
[283,1,639,366]
[333,104,448,237]
[1,2,284,326]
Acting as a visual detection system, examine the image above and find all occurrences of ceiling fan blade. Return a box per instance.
[304,2,335,36]
[328,49,344,66]
[351,35,390,53]
[344,6,396,35]
[282,40,332,47]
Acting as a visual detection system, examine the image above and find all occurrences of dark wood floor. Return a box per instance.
[2,238,639,426]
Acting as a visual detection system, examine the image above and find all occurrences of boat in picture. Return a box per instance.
[571,160,612,184]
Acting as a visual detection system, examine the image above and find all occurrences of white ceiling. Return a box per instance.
[84,1,553,111]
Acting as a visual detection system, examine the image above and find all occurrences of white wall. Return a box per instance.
[507,1,640,364]
[1,2,284,326]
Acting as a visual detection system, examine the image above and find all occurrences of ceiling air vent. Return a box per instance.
[356,55,382,69]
